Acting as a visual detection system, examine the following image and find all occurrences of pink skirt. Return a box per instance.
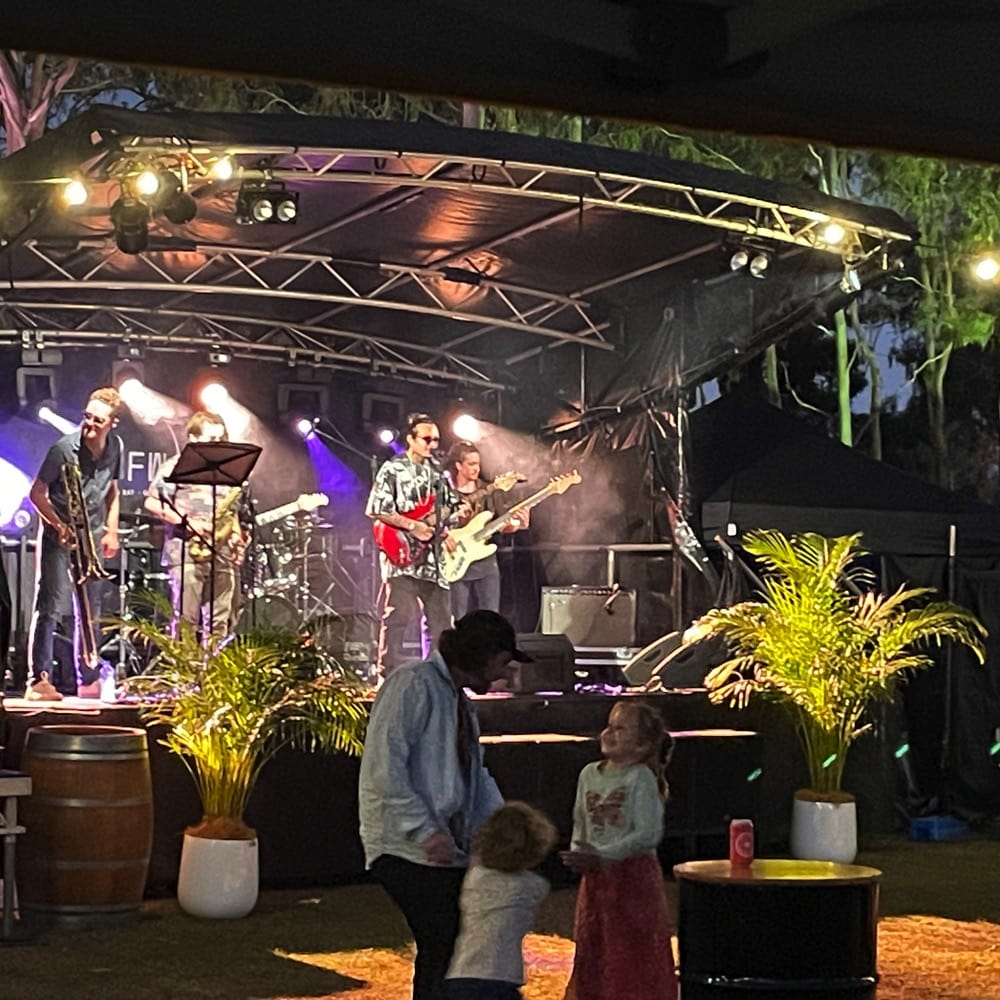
[564,852,677,1000]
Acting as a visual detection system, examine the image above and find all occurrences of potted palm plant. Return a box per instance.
[685,530,986,862]
[116,593,368,917]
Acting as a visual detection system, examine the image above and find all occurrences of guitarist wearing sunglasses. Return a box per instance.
[366,413,463,682]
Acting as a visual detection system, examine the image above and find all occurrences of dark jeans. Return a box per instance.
[446,979,521,1000]
[29,533,103,688]
[449,561,500,619]
[377,575,452,679]
[370,854,466,1000]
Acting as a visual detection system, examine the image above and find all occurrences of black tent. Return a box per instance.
[687,395,1000,819]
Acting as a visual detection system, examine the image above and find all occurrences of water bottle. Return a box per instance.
[99,663,117,703]
[729,818,755,866]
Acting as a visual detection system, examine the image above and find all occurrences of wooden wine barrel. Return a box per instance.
[19,725,153,927]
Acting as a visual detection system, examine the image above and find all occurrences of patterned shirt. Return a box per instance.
[366,454,457,583]
[570,760,664,861]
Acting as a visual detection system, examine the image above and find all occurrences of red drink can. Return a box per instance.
[729,818,754,866]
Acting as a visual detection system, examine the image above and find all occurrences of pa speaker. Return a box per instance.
[506,632,577,693]
[622,631,682,685]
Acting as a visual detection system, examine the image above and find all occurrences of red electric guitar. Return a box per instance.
[372,472,525,568]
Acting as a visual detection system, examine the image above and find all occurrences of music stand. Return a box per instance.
[165,441,261,640]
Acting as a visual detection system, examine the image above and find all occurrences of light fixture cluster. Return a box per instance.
[729,248,772,279]
[108,165,199,254]
[235,181,298,225]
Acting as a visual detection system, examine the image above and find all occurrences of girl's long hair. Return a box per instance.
[613,700,674,801]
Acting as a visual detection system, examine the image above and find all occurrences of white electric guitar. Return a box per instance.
[254,492,329,527]
[441,471,581,584]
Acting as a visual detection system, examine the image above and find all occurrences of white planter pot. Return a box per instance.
[789,795,858,863]
[177,833,259,919]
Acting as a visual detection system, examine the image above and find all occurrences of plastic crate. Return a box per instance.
[907,815,969,841]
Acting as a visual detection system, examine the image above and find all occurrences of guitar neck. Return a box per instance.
[256,499,310,527]
[472,485,557,541]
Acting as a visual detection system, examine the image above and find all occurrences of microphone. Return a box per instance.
[603,583,621,615]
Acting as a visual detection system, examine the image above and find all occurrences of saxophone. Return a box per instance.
[60,461,112,669]
[188,486,244,563]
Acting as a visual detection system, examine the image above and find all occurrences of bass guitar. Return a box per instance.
[440,470,582,584]
[373,472,524,568]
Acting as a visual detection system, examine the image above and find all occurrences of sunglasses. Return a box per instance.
[415,435,440,445]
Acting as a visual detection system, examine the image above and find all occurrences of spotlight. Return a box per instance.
[973,255,1000,282]
[200,381,230,410]
[208,347,233,366]
[235,181,298,225]
[749,253,770,279]
[110,196,150,254]
[36,402,77,434]
[135,168,161,199]
[821,222,846,246]
[211,156,235,182]
[377,427,397,446]
[295,417,316,439]
[63,179,89,207]
[453,413,482,441]
[729,249,750,271]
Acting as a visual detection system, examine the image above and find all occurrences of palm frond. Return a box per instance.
[688,531,986,794]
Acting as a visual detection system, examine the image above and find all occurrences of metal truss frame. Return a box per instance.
[0,130,914,391]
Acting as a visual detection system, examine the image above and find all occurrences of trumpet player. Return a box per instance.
[27,386,123,700]
[144,410,250,641]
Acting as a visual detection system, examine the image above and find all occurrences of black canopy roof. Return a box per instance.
[691,395,1000,557]
[0,107,912,404]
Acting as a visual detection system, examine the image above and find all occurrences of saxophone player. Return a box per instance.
[27,386,123,700]
[144,411,250,640]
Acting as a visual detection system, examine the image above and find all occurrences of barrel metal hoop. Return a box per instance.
[30,795,152,808]
[26,752,148,762]
[23,857,150,870]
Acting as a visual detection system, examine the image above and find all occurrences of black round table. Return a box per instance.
[674,858,882,999]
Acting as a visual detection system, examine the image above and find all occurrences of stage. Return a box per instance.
[0,686,791,893]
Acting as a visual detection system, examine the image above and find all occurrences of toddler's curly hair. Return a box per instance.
[475,801,557,873]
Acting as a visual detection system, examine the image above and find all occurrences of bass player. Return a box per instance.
[445,440,529,619]
[27,386,123,700]
[366,412,463,682]
[144,410,251,641]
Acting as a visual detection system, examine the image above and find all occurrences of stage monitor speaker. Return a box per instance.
[541,586,636,647]
[622,631,682,685]
[506,632,577,693]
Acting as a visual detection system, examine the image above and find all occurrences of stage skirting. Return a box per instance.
[1,691,777,892]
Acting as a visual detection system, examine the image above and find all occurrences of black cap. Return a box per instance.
[454,610,533,662]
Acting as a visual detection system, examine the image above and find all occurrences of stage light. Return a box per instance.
[295,417,316,439]
[211,156,234,182]
[135,168,161,198]
[235,181,298,225]
[749,252,770,279]
[729,249,749,271]
[110,195,150,254]
[208,347,233,366]
[821,222,846,246]
[377,427,396,446]
[37,402,77,434]
[973,255,1000,282]
[200,381,230,410]
[453,413,483,442]
[63,179,89,207]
